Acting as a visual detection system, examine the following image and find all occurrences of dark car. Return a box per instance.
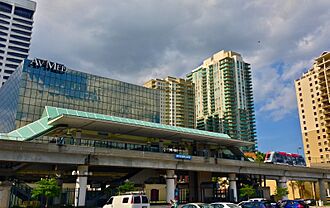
[239,201,275,208]
[278,200,308,208]
[303,199,316,206]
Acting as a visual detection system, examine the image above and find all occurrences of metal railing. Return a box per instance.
[0,134,245,161]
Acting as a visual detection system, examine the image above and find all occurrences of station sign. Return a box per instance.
[175,154,192,160]
[29,58,67,73]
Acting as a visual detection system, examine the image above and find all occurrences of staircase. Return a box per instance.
[9,182,33,206]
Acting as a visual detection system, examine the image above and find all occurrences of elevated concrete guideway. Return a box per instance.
[0,140,329,180]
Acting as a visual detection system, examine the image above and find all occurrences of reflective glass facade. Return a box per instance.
[0,59,160,132]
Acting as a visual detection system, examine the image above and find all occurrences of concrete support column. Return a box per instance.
[74,165,88,207]
[276,176,288,200]
[165,170,176,203]
[0,181,12,208]
[319,179,327,204]
[197,172,212,202]
[228,173,238,203]
[189,171,197,202]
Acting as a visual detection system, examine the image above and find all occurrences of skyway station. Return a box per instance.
[0,106,330,207]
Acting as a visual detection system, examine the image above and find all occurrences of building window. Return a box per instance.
[13,17,33,25]
[0,2,12,13]
[14,7,34,19]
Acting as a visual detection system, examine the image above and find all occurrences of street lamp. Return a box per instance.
[297,147,302,155]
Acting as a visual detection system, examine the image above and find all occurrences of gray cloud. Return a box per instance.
[30,0,330,121]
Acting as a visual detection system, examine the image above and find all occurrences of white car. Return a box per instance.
[103,194,150,208]
[248,198,266,202]
[181,203,211,208]
[210,202,240,208]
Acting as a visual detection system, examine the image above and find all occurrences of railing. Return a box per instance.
[0,133,247,162]
[9,181,33,207]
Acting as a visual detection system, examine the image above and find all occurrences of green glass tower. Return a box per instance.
[187,50,256,151]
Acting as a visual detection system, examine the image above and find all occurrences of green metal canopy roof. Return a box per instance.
[4,106,254,146]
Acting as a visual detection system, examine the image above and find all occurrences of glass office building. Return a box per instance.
[0,59,160,132]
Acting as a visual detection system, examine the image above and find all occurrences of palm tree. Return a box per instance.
[289,181,296,199]
[296,181,305,198]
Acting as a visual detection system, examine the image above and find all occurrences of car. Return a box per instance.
[248,198,267,202]
[181,203,211,208]
[238,201,275,208]
[278,200,308,208]
[210,202,240,208]
[303,199,316,206]
[102,193,150,208]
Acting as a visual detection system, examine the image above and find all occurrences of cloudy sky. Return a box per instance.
[30,0,330,154]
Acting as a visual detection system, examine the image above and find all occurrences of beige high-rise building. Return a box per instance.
[144,76,195,128]
[295,51,330,166]
[187,50,256,151]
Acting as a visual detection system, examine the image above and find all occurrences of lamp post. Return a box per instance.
[297,147,302,155]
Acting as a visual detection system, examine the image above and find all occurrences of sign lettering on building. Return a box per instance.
[29,58,67,73]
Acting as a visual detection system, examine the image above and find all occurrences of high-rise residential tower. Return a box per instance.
[295,51,330,166]
[187,50,256,150]
[0,0,36,87]
[144,76,195,128]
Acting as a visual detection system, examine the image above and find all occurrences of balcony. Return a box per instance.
[320,86,328,92]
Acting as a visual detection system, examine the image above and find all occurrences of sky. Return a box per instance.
[30,0,330,154]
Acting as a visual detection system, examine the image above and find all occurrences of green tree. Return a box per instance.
[117,180,136,195]
[240,184,256,200]
[31,178,61,208]
[255,151,266,163]
[275,187,289,201]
